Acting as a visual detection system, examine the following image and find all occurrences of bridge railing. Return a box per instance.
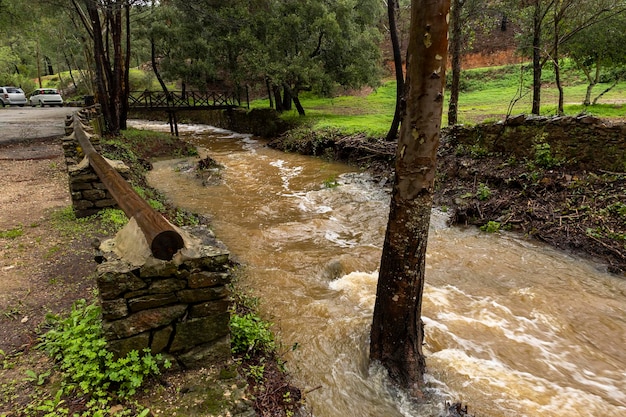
[129,90,240,109]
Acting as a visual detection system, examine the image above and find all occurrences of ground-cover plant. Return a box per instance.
[230,312,276,357]
[0,226,24,239]
[229,284,303,417]
[36,299,169,415]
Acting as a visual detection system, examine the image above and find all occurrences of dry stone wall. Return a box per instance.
[61,110,233,369]
[62,115,125,218]
[447,115,626,172]
[97,224,232,369]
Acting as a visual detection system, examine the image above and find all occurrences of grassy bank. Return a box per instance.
[252,62,626,136]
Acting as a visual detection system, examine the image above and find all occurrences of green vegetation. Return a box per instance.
[480,221,502,233]
[0,226,24,239]
[98,208,129,231]
[323,175,339,188]
[476,183,492,201]
[34,299,169,415]
[230,312,276,357]
[253,63,626,137]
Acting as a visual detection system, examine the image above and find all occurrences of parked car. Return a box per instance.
[0,86,27,107]
[29,88,64,107]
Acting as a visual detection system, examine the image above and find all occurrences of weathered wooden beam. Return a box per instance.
[73,113,185,260]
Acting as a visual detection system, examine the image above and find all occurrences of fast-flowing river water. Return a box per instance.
[138,121,626,417]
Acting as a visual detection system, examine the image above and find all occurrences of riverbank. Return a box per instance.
[268,122,626,277]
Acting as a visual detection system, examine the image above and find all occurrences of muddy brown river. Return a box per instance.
[138,121,626,417]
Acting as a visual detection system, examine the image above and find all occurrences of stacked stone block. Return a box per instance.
[62,115,125,218]
[97,225,232,369]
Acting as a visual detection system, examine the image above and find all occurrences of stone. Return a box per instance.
[70,181,93,191]
[177,336,231,369]
[149,278,186,294]
[103,304,187,339]
[101,298,128,320]
[95,199,117,208]
[128,293,178,313]
[107,332,150,358]
[140,257,179,278]
[83,189,107,201]
[73,200,94,210]
[175,246,230,271]
[177,286,229,304]
[151,326,174,354]
[189,298,231,319]
[97,264,146,300]
[170,313,230,352]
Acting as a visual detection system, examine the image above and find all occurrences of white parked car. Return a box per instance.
[29,88,64,107]
[0,86,27,107]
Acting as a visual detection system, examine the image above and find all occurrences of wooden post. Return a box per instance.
[73,113,185,260]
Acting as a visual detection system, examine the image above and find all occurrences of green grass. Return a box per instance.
[253,62,626,136]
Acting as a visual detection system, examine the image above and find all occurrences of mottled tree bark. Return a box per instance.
[385,0,404,142]
[532,0,542,115]
[448,0,462,126]
[370,0,450,397]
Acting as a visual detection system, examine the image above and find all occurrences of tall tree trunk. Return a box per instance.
[273,85,284,112]
[266,77,274,109]
[84,0,113,131]
[121,3,130,130]
[553,3,563,115]
[448,0,462,126]
[385,0,404,142]
[293,95,305,116]
[370,0,450,397]
[282,85,293,111]
[531,0,542,115]
[64,52,78,90]
[151,38,170,100]
[75,0,129,135]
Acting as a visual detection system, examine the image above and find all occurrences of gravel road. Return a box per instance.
[0,106,81,144]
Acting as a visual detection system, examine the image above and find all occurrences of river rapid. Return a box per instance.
[136,121,626,417]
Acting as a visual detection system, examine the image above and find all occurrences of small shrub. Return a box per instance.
[230,312,275,356]
[323,176,339,188]
[38,300,169,400]
[99,208,128,232]
[148,199,166,212]
[480,221,501,233]
[476,183,492,201]
[532,140,564,168]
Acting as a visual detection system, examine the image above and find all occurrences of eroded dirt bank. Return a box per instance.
[268,120,626,277]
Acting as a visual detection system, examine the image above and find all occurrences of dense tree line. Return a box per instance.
[1,0,625,126]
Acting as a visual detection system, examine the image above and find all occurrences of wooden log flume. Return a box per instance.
[73,112,185,260]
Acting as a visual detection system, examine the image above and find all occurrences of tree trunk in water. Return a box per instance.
[532,1,542,115]
[448,0,462,126]
[385,0,404,142]
[370,0,450,397]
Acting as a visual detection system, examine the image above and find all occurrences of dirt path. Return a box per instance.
[0,136,96,353]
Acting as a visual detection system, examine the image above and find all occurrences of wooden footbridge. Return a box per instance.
[129,90,246,135]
